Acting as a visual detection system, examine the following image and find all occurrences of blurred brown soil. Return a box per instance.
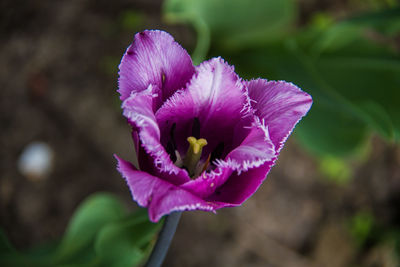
[1,0,399,266]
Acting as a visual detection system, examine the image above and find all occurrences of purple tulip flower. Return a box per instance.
[115,30,312,222]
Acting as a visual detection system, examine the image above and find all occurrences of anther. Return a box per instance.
[183,136,207,177]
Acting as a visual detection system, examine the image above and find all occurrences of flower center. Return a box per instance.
[165,118,224,178]
[183,136,207,177]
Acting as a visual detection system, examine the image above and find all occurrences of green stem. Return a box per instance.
[144,212,182,267]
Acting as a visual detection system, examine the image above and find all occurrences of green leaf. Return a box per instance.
[303,9,400,143]
[0,229,26,267]
[164,0,297,59]
[0,229,61,266]
[0,255,31,267]
[94,209,162,267]
[356,101,395,140]
[0,195,157,267]
[310,23,365,54]
[55,193,126,263]
[295,104,368,156]
[214,7,400,156]
[0,229,15,254]
[217,42,369,156]
[345,7,400,36]
[313,54,400,139]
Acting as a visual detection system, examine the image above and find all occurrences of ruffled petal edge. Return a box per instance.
[116,155,222,222]
[122,85,190,182]
[247,79,312,153]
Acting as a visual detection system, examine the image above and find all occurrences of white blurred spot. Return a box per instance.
[18,141,54,181]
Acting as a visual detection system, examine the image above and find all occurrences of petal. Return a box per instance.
[216,122,276,173]
[181,166,234,198]
[122,85,190,183]
[123,85,159,142]
[207,161,275,205]
[116,155,218,222]
[178,121,275,198]
[247,79,312,153]
[118,30,195,109]
[182,121,275,200]
[136,140,189,185]
[156,57,251,158]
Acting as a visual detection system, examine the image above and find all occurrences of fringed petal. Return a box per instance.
[181,166,234,198]
[207,161,275,205]
[216,121,276,174]
[156,57,251,158]
[247,79,312,153]
[118,30,195,110]
[122,84,190,183]
[116,155,218,222]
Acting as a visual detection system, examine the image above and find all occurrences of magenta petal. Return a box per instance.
[247,79,312,153]
[181,117,275,202]
[207,161,275,205]
[156,57,250,156]
[122,85,190,183]
[122,85,159,142]
[217,123,276,173]
[181,166,234,198]
[135,140,189,185]
[116,155,218,222]
[118,30,195,109]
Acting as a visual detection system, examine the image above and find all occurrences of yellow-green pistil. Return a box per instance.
[183,136,207,177]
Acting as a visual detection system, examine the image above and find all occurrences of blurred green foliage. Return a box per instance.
[164,0,400,158]
[164,0,296,63]
[0,193,161,267]
[348,211,400,264]
[319,156,352,185]
[349,211,375,248]
[119,10,145,31]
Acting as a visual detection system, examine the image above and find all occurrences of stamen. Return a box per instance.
[161,73,166,84]
[174,150,183,167]
[201,154,211,173]
[183,136,207,177]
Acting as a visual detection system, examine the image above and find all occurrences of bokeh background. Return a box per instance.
[1,0,399,266]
